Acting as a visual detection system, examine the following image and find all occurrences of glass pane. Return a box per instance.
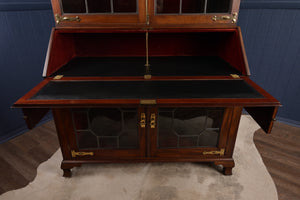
[119,131,138,148]
[198,130,219,146]
[89,108,122,136]
[156,0,180,14]
[173,109,207,136]
[207,0,231,13]
[61,0,86,13]
[179,136,198,147]
[113,0,137,13]
[158,108,223,149]
[87,0,111,13]
[99,137,118,148]
[182,0,205,13]
[77,131,98,149]
[72,108,138,149]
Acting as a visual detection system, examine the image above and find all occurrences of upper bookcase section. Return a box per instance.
[52,0,241,28]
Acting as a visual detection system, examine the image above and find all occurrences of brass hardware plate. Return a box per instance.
[140,113,146,128]
[150,113,156,128]
[71,150,94,158]
[146,15,150,26]
[140,99,157,105]
[53,75,64,80]
[212,12,238,23]
[144,32,151,79]
[144,74,152,79]
[230,74,240,78]
[203,148,225,156]
[145,0,150,25]
[55,14,81,24]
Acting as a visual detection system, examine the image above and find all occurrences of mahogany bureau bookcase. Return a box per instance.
[14,0,280,177]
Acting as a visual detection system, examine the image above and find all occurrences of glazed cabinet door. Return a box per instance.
[148,0,241,26]
[148,106,235,158]
[53,107,146,161]
[52,0,146,26]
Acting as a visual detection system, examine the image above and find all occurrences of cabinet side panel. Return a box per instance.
[245,106,278,134]
[46,31,76,76]
[52,108,77,160]
[225,106,243,156]
[217,28,247,75]
[22,108,50,129]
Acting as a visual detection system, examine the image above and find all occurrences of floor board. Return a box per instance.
[0,118,299,200]
[254,121,300,200]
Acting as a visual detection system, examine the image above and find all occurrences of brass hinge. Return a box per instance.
[55,14,81,24]
[230,74,240,79]
[53,75,64,80]
[146,15,150,26]
[150,113,156,128]
[145,0,150,25]
[140,99,157,105]
[212,12,238,23]
[71,150,94,158]
[140,113,146,128]
[203,148,225,156]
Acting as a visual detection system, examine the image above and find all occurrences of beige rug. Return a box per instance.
[0,115,278,200]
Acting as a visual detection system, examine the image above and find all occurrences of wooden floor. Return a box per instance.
[254,121,300,200]
[0,118,299,199]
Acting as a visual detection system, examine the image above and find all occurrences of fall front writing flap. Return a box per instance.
[51,0,241,27]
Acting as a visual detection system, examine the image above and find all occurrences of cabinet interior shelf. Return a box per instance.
[51,56,241,77]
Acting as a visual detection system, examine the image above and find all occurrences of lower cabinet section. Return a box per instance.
[52,106,243,177]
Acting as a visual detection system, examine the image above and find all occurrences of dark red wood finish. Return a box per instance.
[13,76,280,108]
[22,108,50,129]
[14,4,281,176]
[53,106,244,177]
[44,28,249,77]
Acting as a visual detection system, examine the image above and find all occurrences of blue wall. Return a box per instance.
[0,0,54,142]
[238,1,300,126]
[0,0,299,143]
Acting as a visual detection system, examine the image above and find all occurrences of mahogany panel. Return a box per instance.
[22,108,49,129]
[224,106,243,156]
[73,33,146,57]
[245,106,278,134]
[13,76,280,108]
[44,28,249,77]
[46,30,76,77]
[52,108,77,160]
[217,29,248,75]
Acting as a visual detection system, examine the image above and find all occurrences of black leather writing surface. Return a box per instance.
[51,56,241,77]
[31,80,263,100]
